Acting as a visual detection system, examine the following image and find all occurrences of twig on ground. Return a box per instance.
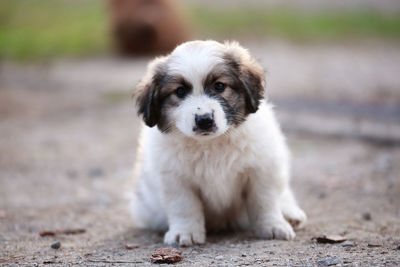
[87,259,144,264]
[39,228,86,237]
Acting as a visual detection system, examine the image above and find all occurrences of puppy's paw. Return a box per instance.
[254,217,295,240]
[282,205,307,229]
[164,228,205,247]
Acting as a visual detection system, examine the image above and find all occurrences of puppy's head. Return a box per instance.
[135,40,265,139]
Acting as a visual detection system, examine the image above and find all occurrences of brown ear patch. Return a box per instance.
[240,65,264,113]
[136,60,193,131]
[136,67,167,127]
[222,53,265,114]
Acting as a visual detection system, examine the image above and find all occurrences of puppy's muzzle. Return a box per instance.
[194,113,215,133]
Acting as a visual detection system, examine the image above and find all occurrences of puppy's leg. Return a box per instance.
[280,188,307,229]
[246,170,295,240]
[162,180,205,246]
[131,181,168,231]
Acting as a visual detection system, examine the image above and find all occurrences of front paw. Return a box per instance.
[283,206,307,229]
[254,217,295,240]
[164,227,205,247]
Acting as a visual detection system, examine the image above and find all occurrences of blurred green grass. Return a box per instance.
[190,6,400,41]
[0,0,109,60]
[1,0,399,60]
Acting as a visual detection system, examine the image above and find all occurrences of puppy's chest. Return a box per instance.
[179,142,245,177]
[197,168,247,212]
[173,142,248,209]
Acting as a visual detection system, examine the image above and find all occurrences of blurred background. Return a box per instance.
[1,0,399,265]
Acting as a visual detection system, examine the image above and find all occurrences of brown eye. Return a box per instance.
[214,82,226,93]
[175,86,187,98]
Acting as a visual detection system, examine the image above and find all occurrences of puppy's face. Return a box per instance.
[136,40,265,139]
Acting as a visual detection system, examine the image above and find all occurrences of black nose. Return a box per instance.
[195,113,214,131]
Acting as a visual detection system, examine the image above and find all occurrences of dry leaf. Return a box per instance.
[151,248,182,264]
[39,231,56,237]
[39,228,86,237]
[125,243,140,249]
[59,229,86,235]
[368,243,382,248]
[313,235,347,243]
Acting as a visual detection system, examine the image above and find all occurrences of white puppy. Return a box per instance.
[131,40,306,246]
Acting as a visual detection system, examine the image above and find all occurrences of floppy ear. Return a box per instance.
[224,41,265,114]
[136,79,159,127]
[239,66,264,113]
[135,57,167,127]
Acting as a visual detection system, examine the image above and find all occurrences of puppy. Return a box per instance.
[131,40,306,246]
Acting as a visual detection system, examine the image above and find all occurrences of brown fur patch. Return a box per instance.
[203,64,247,125]
[136,63,192,131]
[222,52,265,114]
[203,52,265,126]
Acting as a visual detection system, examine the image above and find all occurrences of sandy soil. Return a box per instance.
[1,41,399,266]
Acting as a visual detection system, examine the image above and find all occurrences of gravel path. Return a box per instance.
[1,41,399,266]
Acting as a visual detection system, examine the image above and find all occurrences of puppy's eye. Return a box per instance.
[175,86,187,98]
[214,82,226,93]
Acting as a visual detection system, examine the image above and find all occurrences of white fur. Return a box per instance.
[168,40,225,89]
[173,94,228,139]
[131,40,306,246]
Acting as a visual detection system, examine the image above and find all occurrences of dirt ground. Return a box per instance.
[1,41,400,266]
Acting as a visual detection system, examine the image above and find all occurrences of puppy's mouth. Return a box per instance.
[192,126,218,136]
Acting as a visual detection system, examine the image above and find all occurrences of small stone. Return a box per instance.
[43,260,56,264]
[396,245,400,250]
[192,245,201,251]
[362,212,372,221]
[88,167,104,178]
[343,258,352,264]
[241,254,247,257]
[341,241,356,247]
[215,255,224,260]
[125,243,139,249]
[317,256,342,266]
[51,241,61,249]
